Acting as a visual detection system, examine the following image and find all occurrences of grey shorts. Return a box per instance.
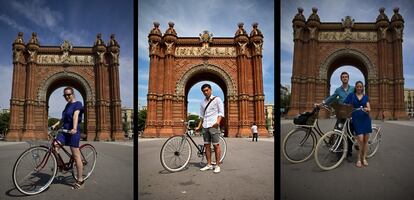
[202,127,220,145]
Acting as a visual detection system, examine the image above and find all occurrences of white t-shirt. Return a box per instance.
[251,125,258,133]
[199,95,224,128]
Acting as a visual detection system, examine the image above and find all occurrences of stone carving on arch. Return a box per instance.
[36,70,95,103]
[318,48,377,81]
[175,64,237,99]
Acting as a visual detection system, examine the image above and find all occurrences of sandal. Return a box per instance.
[356,161,362,168]
[72,180,85,190]
[362,159,368,166]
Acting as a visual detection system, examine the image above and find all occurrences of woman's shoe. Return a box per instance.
[356,161,362,168]
[362,159,368,166]
[72,180,85,190]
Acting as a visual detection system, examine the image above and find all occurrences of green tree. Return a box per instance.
[48,118,60,127]
[187,114,200,129]
[0,112,10,135]
[281,93,291,114]
[137,109,147,131]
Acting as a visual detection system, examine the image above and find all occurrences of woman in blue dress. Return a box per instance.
[51,87,85,189]
[344,81,372,168]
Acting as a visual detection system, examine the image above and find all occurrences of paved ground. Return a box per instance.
[281,119,414,200]
[0,141,133,200]
[138,136,274,200]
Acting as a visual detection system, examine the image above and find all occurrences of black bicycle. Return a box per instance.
[160,120,227,172]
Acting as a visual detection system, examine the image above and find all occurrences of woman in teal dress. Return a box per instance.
[344,81,372,168]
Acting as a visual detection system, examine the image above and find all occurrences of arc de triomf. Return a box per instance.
[144,22,268,137]
[287,7,407,120]
[7,32,124,141]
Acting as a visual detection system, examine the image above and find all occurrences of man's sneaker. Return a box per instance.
[214,166,221,173]
[200,164,213,171]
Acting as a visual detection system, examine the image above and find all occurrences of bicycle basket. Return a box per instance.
[331,102,353,119]
[293,111,317,125]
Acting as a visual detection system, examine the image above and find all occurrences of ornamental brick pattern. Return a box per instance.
[7,33,124,141]
[287,7,407,120]
[144,22,268,137]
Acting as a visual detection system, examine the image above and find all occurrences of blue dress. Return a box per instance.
[344,93,372,135]
[56,101,84,147]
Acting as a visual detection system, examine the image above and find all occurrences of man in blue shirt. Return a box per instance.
[318,72,355,159]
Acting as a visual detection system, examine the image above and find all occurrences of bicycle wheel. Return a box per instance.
[315,131,347,170]
[160,136,192,172]
[72,144,97,181]
[367,127,381,158]
[12,146,57,195]
[210,135,227,164]
[282,128,316,163]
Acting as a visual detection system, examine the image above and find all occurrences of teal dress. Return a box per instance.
[344,93,372,135]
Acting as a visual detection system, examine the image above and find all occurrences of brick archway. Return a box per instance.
[7,32,124,141]
[144,22,268,137]
[288,7,407,120]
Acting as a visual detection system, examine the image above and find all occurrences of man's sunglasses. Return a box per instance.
[63,94,72,97]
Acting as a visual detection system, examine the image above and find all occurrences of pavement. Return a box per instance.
[281,119,414,200]
[138,136,274,200]
[0,140,133,200]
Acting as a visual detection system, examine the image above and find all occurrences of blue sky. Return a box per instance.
[0,0,133,118]
[138,0,275,115]
[281,0,414,95]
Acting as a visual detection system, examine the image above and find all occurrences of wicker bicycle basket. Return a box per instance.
[331,102,353,119]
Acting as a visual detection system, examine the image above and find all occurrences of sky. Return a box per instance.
[281,0,414,95]
[0,0,133,118]
[138,0,275,115]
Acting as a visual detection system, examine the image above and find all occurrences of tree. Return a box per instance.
[0,112,10,135]
[137,109,147,131]
[281,93,291,115]
[48,118,60,127]
[187,114,200,129]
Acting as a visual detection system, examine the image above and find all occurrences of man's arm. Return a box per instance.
[213,97,224,128]
[324,88,339,105]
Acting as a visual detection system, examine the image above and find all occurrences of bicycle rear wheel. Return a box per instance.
[12,146,57,195]
[210,135,227,164]
[72,144,97,181]
[282,128,316,163]
[315,131,347,170]
[367,127,381,158]
[160,136,192,172]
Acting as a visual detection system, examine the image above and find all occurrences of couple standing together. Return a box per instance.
[318,72,372,168]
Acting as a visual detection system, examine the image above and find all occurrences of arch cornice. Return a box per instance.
[36,70,95,102]
[318,48,377,80]
[175,63,237,98]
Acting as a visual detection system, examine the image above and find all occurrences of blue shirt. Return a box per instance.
[324,85,355,105]
[62,101,84,133]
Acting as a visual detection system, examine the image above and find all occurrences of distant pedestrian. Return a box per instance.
[251,123,258,142]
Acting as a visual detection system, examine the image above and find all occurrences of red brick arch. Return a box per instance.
[144,22,268,137]
[287,7,407,120]
[7,32,124,141]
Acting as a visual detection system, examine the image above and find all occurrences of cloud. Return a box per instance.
[10,0,88,44]
[0,65,13,108]
[0,14,29,32]
[119,56,133,107]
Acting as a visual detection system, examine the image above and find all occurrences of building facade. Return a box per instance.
[404,89,414,118]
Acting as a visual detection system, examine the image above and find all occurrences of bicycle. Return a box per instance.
[12,128,97,195]
[314,105,382,170]
[160,120,227,172]
[282,104,333,163]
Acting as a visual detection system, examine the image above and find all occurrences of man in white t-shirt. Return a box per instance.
[195,84,224,173]
[251,123,258,142]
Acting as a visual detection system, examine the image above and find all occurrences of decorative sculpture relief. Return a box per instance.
[165,41,174,54]
[149,41,159,54]
[238,42,247,55]
[394,26,403,39]
[13,49,22,62]
[379,27,388,39]
[308,26,317,39]
[175,47,236,57]
[293,26,303,39]
[253,42,263,55]
[27,49,37,62]
[318,31,377,41]
[37,55,94,65]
